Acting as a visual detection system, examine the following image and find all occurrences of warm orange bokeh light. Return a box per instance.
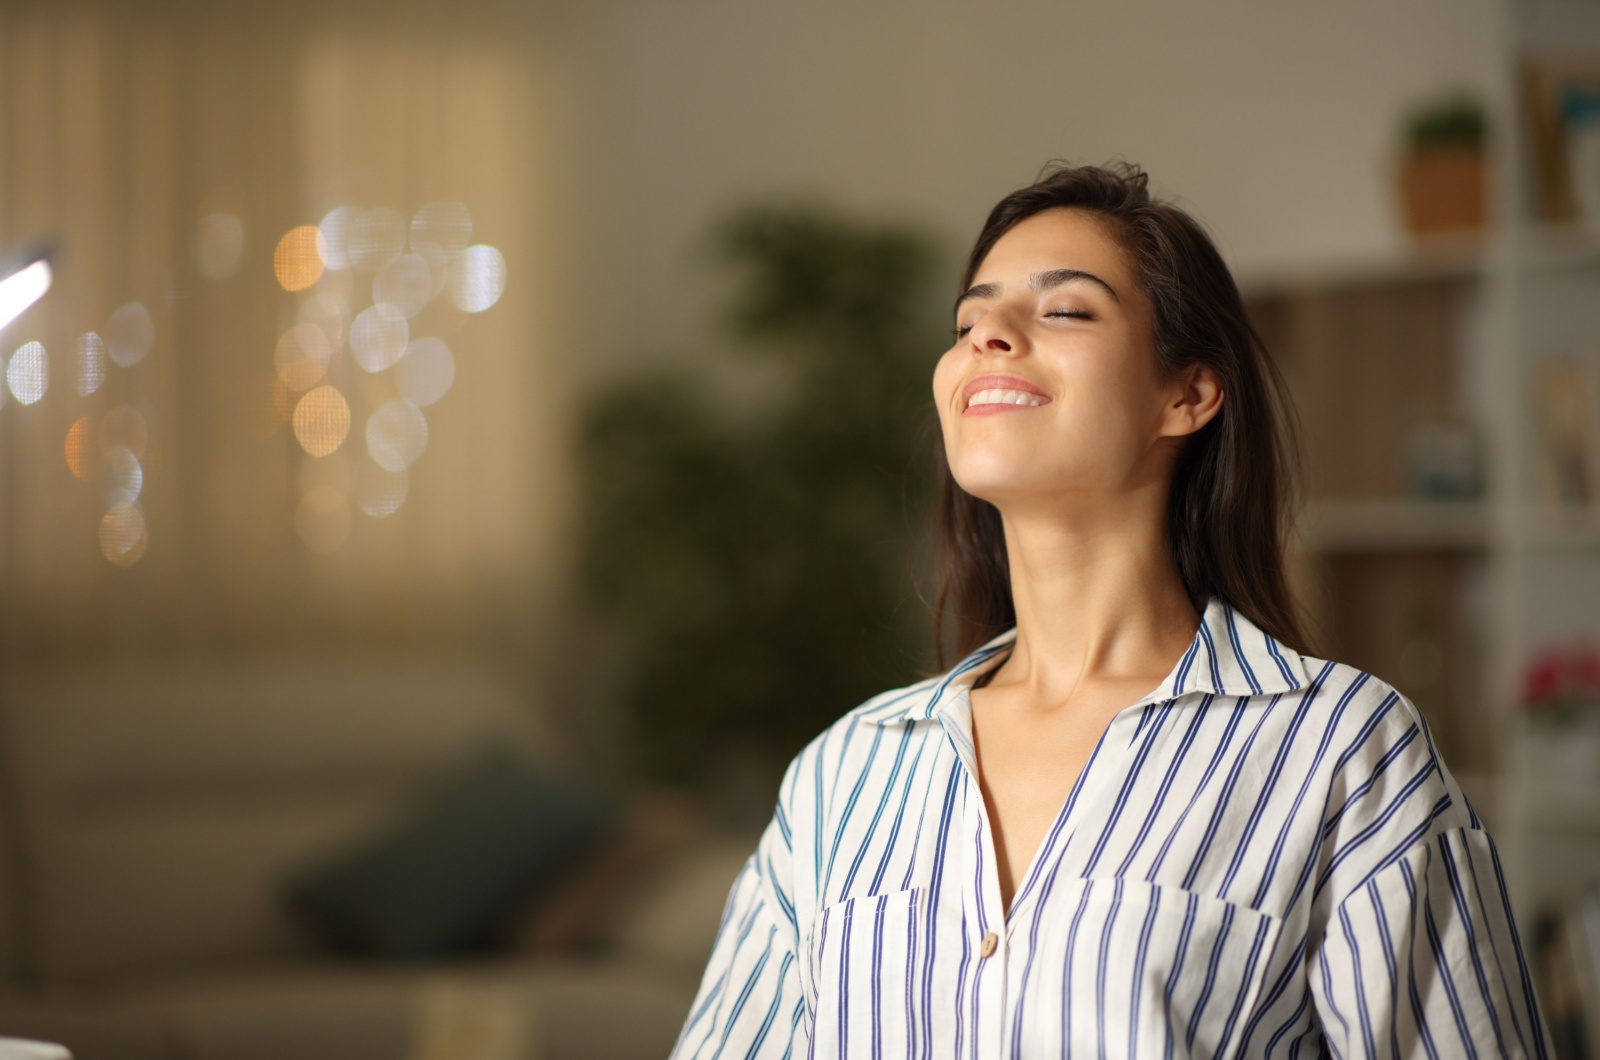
[274,225,326,292]
[65,416,94,481]
[292,384,350,457]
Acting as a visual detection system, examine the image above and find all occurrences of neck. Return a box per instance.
[989,485,1201,707]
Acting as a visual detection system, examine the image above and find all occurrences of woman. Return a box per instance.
[670,163,1552,1058]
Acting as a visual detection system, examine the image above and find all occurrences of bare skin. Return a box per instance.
[931,208,1224,914]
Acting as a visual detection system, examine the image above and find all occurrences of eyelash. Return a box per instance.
[952,309,1093,340]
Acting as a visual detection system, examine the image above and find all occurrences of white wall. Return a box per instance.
[564,0,1499,372]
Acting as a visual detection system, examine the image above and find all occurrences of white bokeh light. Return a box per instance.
[100,505,147,567]
[348,208,405,272]
[410,201,472,256]
[7,341,47,404]
[355,459,408,518]
[366,400,428,472]
[76,333,106,396]
[395,337,455,407]
[350,303,409,372]
[448,244,506,313]
[103,444,144,508]
[319,206,358,270]
[106,302,155,367]
[373,254,435,319]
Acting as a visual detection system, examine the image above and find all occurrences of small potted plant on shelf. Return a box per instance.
[1520,640,1600,786]
[1399,90,1489,237]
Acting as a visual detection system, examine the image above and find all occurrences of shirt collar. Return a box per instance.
[870,596,1308,726]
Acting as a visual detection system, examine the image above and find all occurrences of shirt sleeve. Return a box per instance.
[1309,824,1556,1059]
[670,778,810,1059]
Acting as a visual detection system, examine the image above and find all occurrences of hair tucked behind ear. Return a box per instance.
[933,161,1309,667]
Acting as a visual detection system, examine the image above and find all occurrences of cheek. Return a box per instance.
[931,350,962,418]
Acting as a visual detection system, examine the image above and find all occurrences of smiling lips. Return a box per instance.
[962,374,1052,415]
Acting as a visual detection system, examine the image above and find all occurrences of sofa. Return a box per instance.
[0,655,747,1059]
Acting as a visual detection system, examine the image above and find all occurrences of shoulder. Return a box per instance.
[776,671,948,811]
[1286,656,1482,902]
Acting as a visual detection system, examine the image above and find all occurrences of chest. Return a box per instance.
[795,698,1329,1055]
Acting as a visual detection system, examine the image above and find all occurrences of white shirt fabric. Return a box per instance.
[669,596,1554,1059]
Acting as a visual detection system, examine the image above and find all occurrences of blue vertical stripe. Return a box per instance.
[668,597,1555,1059]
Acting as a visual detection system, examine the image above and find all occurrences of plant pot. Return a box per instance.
[1400,147,1487,236]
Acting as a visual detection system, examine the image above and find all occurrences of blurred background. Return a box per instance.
[1,0,1599,1057]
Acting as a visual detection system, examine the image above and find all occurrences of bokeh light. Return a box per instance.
[296,485,350,553]
[100,404,149,459]
[366,400,428,472]
[76,333,106,396]
[65,416,94,481]
[7,341,48,404]
[414,242,450,300]
[274,323,332,392]
[373,254,434,318]
[350,303,408,372]
[105,302,155,367]
[449,244,507,312]
[296,291,349,353]
[319,207,357,270]
[292,384,351,457]
[100,505,147,567]
[410,201,472,256]
[274,225,327,292]
[194,212,245,280]
[103,444,144,508]
[354,459,408,518]
[348,208,405,272]
[395,337,455,407]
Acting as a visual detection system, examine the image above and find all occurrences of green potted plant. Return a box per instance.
[1399,90,1489,236]
[577,205,944,788]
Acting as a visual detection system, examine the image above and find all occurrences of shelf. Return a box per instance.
[1235,224,1600,299]
[1527,506,1600,552]
[1237,237,1485,299]
[1296,500,1488,554]
[1510,223,1600,275]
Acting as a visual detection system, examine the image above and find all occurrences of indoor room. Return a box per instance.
[0,0,1598,1057]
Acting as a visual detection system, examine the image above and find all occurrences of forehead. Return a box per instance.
[972,207,1133,288]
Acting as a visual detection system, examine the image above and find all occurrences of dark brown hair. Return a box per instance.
[932,161,1309,666]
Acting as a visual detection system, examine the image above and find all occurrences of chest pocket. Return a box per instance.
[803,887,926,1058]
[1020,877,1284,1060]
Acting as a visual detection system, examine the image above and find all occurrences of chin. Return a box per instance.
[947,457,1044,505]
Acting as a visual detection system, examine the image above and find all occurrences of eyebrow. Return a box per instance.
[952,267,1121,316]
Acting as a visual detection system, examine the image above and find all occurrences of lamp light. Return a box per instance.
[0,246,52,333]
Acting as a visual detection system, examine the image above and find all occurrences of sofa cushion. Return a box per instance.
[284,749,617,958]
[2,657,551,982]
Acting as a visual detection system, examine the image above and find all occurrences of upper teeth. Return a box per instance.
[967,388,1046,409]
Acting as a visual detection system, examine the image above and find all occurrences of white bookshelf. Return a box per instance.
[1479,0,1600,928]
[1267,0,1600,929]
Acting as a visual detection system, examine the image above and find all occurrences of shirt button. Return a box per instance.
[979,931,998,958]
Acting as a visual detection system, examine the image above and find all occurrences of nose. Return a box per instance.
[968,308,1024,357]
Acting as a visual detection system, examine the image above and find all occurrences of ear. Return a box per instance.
[1157,363,1224,439]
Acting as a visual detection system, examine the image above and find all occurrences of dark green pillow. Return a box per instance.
[284,747,618,958]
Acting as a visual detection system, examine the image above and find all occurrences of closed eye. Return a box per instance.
[955,308,1089,340]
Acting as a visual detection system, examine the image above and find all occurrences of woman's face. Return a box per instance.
[933,207,1206,512]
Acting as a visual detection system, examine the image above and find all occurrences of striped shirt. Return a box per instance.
[670,596,1554,1058]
